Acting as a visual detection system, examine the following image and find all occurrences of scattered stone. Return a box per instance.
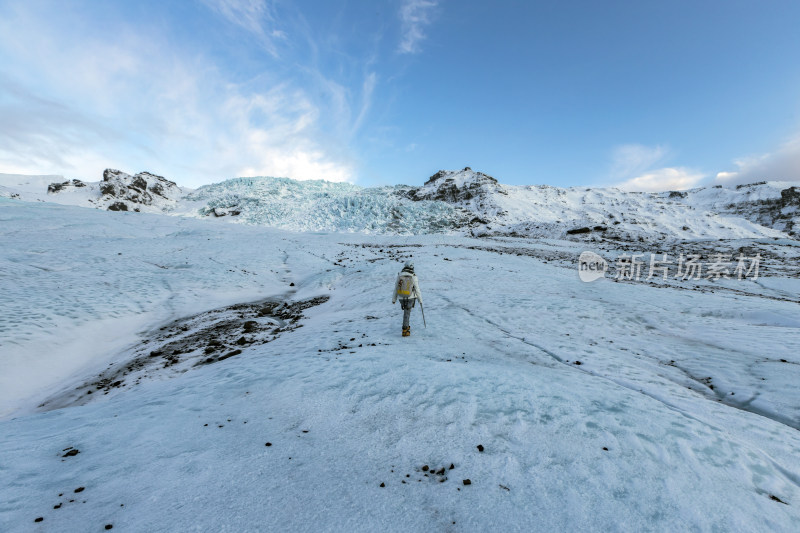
[35,517,44,522]
[265,442,272,447]
[573,361,582,365]
[290,282,295,286]
[770,494,787,504]
[449,464,455,470]
[477,444,484,452]
[435,467,445,475]
[379,483,385,488]
[463,479,471,486]
[54,503,62,509]
[602,447,609,451]
[422,465,429,472]
[105,525,114,530]
[107,202,129,212]
[62,448,80,457]
[75,487,85,493]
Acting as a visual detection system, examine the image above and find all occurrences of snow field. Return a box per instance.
[0,201,798,531]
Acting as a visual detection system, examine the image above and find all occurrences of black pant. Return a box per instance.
[400,298,415,329]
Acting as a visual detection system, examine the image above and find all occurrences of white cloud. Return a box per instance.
[398,0,438,54]
[609,143,705,192]
[0,2,354,187]
[615,167,706,192]
[715,137,800,185]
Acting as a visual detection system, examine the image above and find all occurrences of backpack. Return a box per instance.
[396,272,415,297]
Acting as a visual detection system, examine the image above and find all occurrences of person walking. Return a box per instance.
[392,261,423,337]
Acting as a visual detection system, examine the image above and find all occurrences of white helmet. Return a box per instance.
[403,261,414,272]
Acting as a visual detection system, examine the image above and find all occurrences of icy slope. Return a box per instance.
[182,176,473,234]
[409,168,794,240]
[1,201,799,531]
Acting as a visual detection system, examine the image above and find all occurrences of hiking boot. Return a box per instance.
[402,327,410,337]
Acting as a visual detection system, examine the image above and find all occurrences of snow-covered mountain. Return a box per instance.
[3,168,798,241]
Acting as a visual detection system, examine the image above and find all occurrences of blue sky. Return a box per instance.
[1,0,799,190]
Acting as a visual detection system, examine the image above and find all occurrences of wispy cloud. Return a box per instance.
[201,0,285,56]
[0,2,356,186]
[715,136,800,185]
[398,0,438,54]
[352,72,378,136]
[610,144,705,192]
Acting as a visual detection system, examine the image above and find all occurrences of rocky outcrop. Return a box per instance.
[100,169,180,211]
[404,167,506,203]
[47,179,87,193]
[715,184,800,236]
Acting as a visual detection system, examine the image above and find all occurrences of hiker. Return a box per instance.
[392,261,423,337]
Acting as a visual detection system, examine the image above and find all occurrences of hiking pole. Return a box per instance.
[413,286,426,328]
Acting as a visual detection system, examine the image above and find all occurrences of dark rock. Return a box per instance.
[265,442,272,446]
[47,181,70,194]
[130,176,147,191]
[602,447,609,451]
[35,517,44,522]
[75,487,85,493]
[477,444,484,452]
[54,503,62,509]
[243,321,258,333]
[379,483,385,487]
[449,463,455,470]
[566,227,591,235]
[217,349,242,361]
[770,494,787,504]
[574,361,582,365]
[149,182,165,197]
[463,479,471,485]
[105,525,114,530]
[99,182,117,196]
[107,202,128,212]
[780,186,800,205]
[422,465,429,471]
[62,449,80,457]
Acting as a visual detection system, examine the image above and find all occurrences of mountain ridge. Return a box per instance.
[2,168,798,240]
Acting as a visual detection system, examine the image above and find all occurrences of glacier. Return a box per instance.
[1,172,799,532]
